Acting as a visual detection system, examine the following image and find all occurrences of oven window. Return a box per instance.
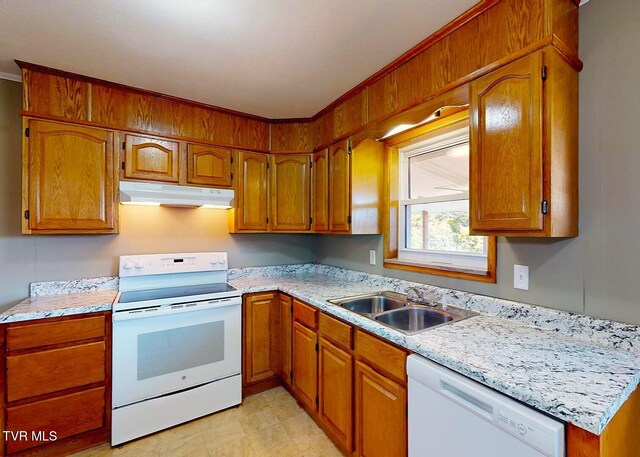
[137,321,225,381]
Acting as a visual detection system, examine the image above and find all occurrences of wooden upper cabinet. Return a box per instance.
[187,144,232,187]
[25,120,118,234]
[243,292,278,385]
[232,150,269,231]
[470,48,578,237]
[124,134,179,182]
[312,149,329,232]
[470,52,543,232]
[329,140,351,232]
[269,154,311,231]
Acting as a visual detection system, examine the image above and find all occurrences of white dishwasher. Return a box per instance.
[407,355,565,457]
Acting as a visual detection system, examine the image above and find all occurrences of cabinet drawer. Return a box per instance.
[5,387,105,453]
[319,313,353,350]
[6,342,106,402]
[6,315,105,351]
[355,330,407,383]
[293,299,318,330]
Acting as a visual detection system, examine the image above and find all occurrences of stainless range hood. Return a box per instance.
[119,181,234,208]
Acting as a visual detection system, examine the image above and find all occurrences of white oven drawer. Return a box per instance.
[112,302,241,408]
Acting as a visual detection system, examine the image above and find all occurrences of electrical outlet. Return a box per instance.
[369,250,376,265]
[514,265,529,290]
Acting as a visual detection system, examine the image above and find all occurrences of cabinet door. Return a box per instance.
[319,337,353,452]
[124,134,179,182]
[312,149,329,232]
[27,120,117,232]
[470,52,544,232]
[355,360,407,457]
[236,150,269,231]
[292,321,318,411]
[329,140,351,232]
[278,294,293,386]
[270,154,310,231]
[243,293,278,385]
[187,144,232,187]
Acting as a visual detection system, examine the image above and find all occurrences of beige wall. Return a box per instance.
[0,78,315,311]
[317,0,640,326]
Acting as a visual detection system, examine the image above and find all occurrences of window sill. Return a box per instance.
[384,258,496,283]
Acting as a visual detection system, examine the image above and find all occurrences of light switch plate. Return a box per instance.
[514,265,529,290]
[369,250,376,265]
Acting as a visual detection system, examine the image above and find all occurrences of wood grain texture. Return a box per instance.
[350,138,384,234]
[27,120,117,233]
[328,140,351,233]
[232,150,269,231]
[23,70,89,121]
[292,321,318,411]
[333,90,367,138]
[270,122,314,152]
[293,299,318,330]
[318,337,353,453]
[311,149,330,232]
[278,293,293,386]
[186,143,232,187]
[355,329,407,384]
[269,154,311,231]
[5,388,105,454]
[470,51,544,232]
[6,316,105,351]
[354,360,407,457]
[319,313,353,351]
[600,385,640,457]
[243,292,279,385]
[6,342,105,402]
[124,133,180,182]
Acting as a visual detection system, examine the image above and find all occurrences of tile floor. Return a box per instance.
[70,387,342,457]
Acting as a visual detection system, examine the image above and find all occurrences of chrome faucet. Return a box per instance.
[406,286,438,307]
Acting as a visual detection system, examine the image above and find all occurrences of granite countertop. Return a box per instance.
[2,264,639,436]
[0,289,117,323]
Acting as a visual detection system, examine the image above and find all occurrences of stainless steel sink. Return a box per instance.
[328,291,475,335]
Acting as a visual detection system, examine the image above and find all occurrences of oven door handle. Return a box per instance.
[112,297,241,322]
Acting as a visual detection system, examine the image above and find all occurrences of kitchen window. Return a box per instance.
[384,111,496,282]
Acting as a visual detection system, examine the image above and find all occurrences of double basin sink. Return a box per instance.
[328,291,476,335]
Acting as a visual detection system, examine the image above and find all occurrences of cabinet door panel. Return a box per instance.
[187,144,232,187]
[278,294,293,386]
[243,293,278,384]
[470,52,544,231]
[319,337,353,452]
[312,149,329,232]
[124,134,179,182]
[292,322,318,410]
[236,151,269,230]
[329,140,351,232]
[270,154,310,231]
[6,342,106,402]
[355,360,407,457]
[28,120,117,231]
[5,388,105,454]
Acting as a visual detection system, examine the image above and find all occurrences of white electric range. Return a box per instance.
[111,252,242,445]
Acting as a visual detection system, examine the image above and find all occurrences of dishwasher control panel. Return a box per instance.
[496,407,559,456]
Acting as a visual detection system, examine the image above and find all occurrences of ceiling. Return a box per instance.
[0,0,479,118]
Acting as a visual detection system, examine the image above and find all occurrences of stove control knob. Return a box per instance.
[122,260,134,270]
[209,257,217,265]
[134,261,144,269]
[217,255,226,265]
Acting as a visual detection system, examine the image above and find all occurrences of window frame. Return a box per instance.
[383,110,497,283]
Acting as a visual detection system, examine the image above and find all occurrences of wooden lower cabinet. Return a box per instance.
[354,360,407,457]
[278,293,293,386]
[292,321,318,410]
[243,292,279,387]
[318,337,353,453]
[1,313,111,456]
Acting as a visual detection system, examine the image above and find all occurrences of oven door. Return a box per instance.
[112,297,241,408]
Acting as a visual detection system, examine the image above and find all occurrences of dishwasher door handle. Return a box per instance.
[440,380,494,420]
